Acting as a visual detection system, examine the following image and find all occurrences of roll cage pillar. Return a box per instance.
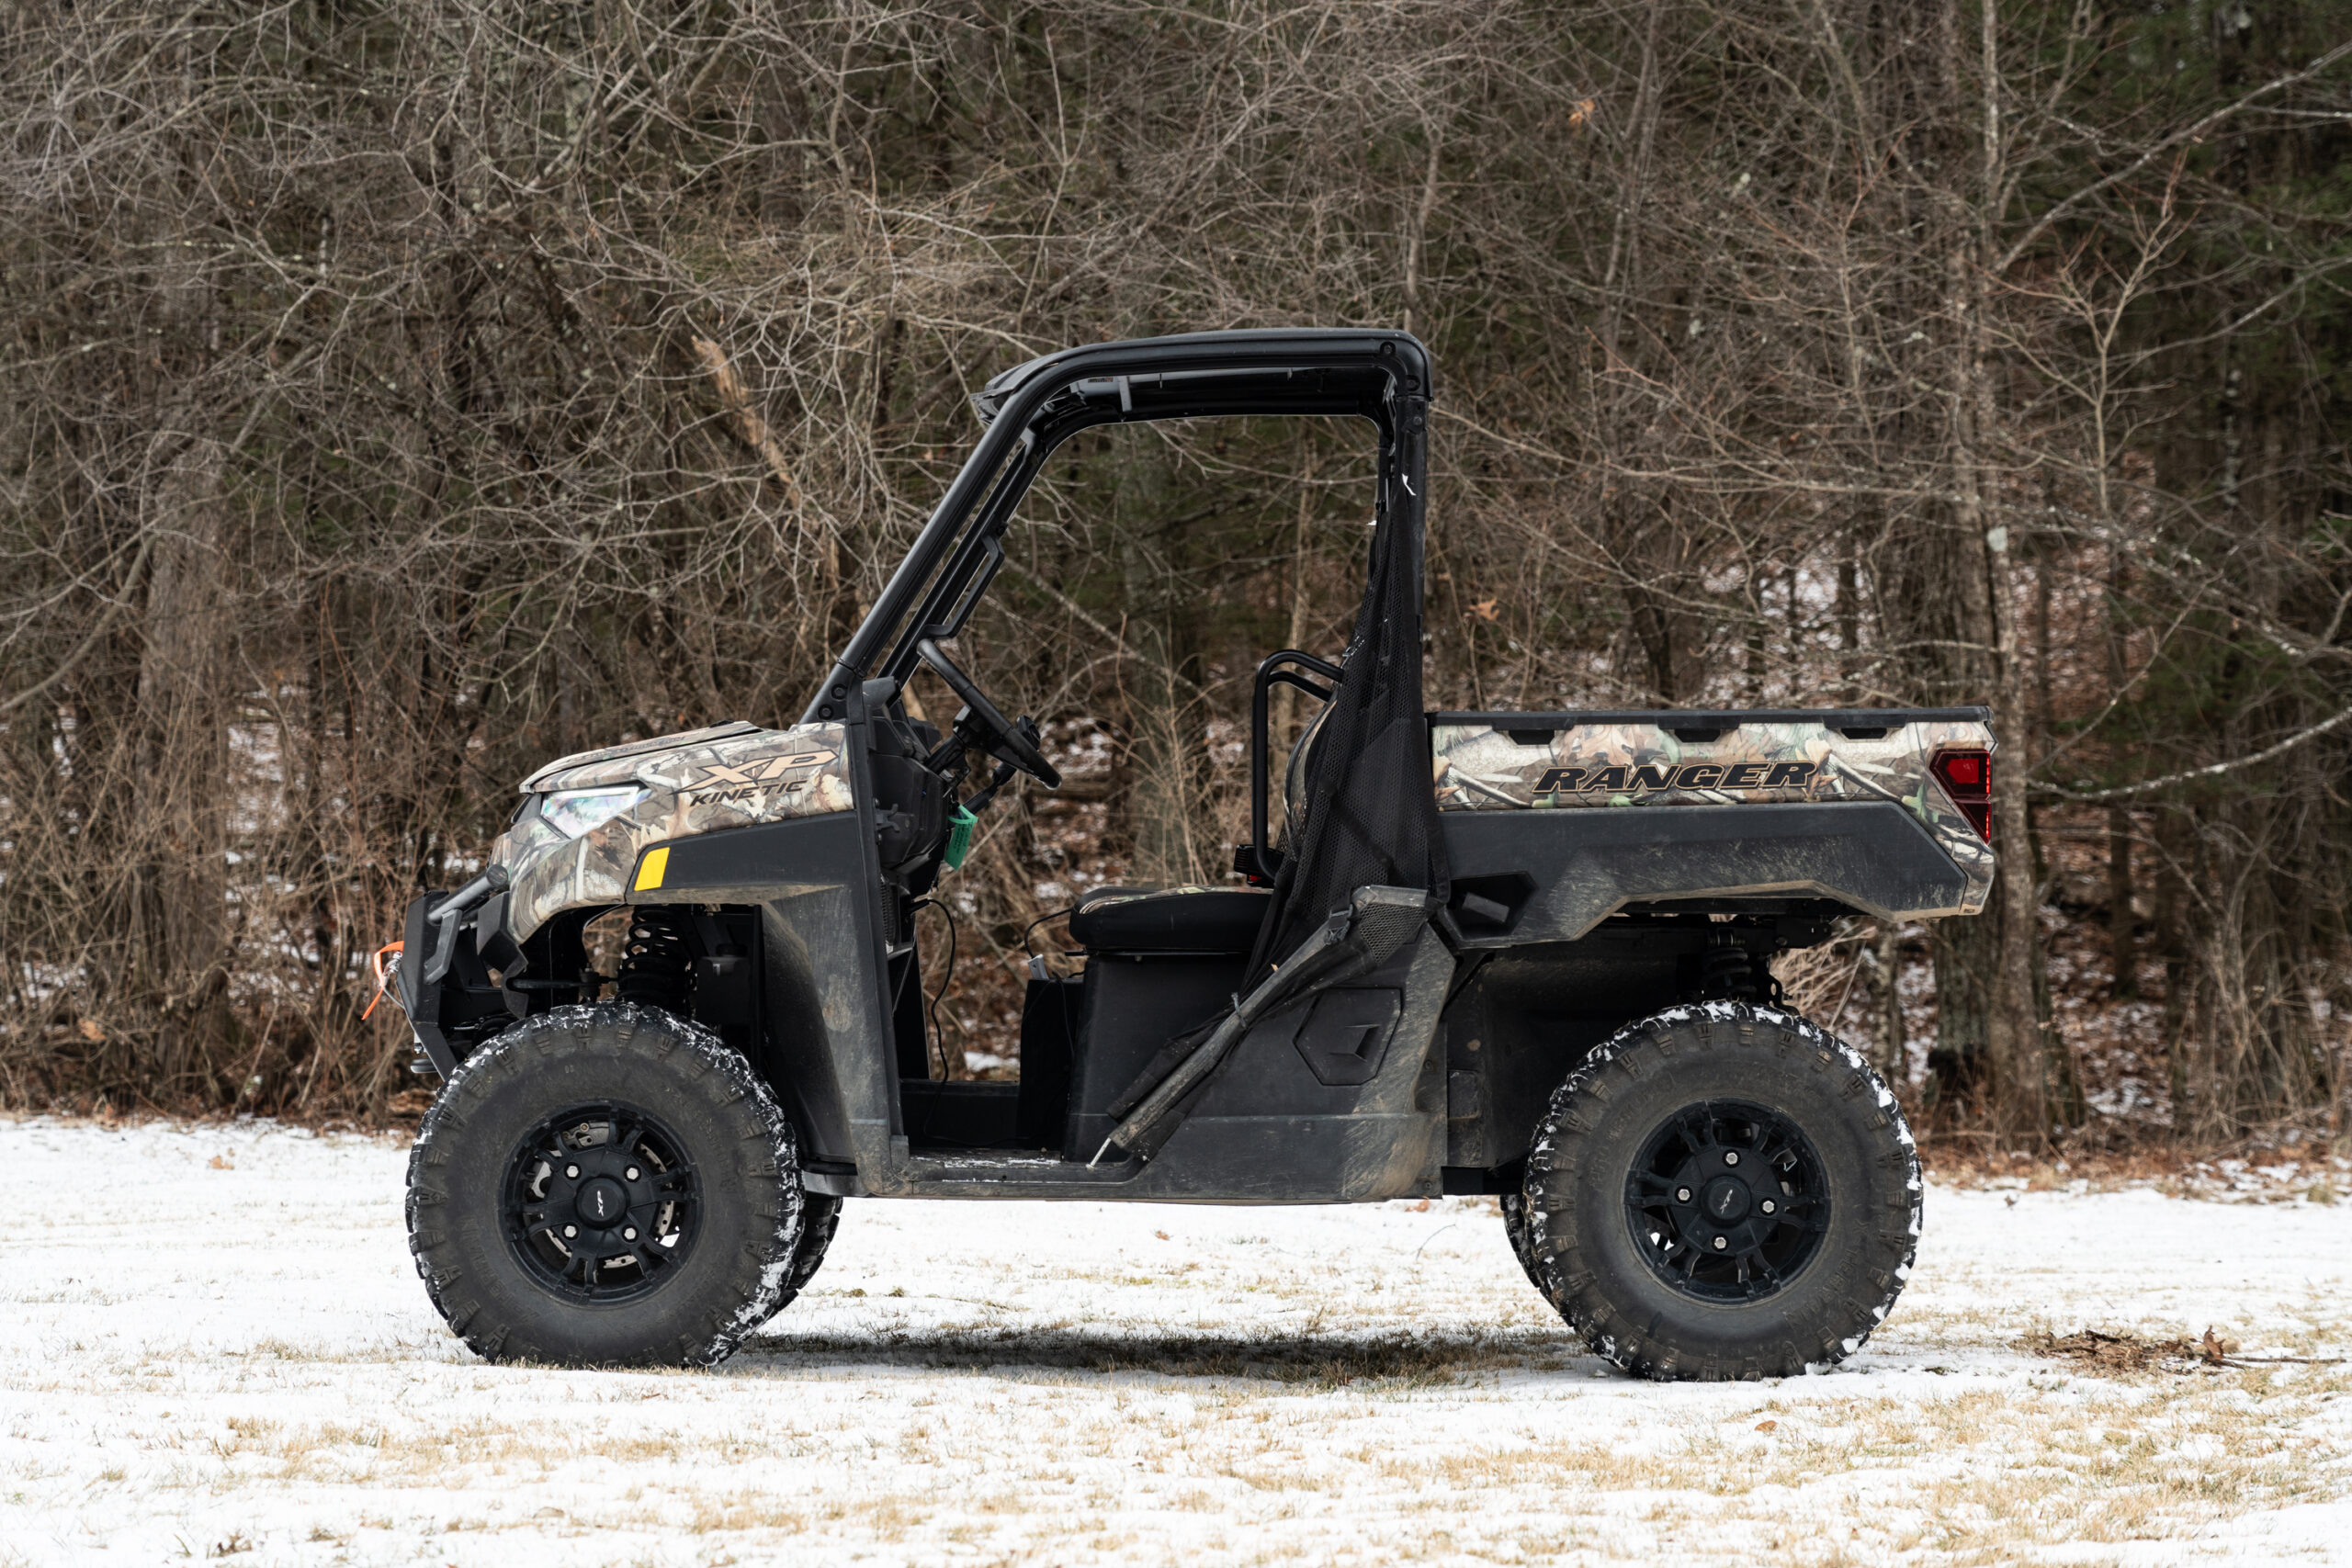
[799,328,1435,726]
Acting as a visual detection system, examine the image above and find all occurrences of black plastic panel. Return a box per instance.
[1290,987,1404,1086]
[1441,800,1970,942]
[1016,976,1080,1147]
[1442,937,1688,1170]
[900,1079,1023,1149]
[629,810,881,1168]
[1065,954,1247,1158]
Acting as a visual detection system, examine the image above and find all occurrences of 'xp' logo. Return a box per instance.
[691,749,836,787]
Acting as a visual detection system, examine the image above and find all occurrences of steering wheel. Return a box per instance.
[915,639,1061,788]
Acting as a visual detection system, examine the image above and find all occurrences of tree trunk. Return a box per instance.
[2105,547,2137,998]
[1113,446,1208,886]
[2106,806,2137,1000]
[1951,0,2071,1142]
[1931,913,1995,1119]
[1869,921,1905,1084]
[130,435,233,1096]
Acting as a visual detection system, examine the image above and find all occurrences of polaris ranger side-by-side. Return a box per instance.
[392,330,1993,1380]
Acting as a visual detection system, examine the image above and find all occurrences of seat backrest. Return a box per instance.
[1069,885,1272,954]
[1281,705,1331,849]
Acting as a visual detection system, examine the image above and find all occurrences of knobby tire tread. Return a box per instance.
[1521,1001,1921,1382]
[405,1001,808,1368]
[1499,1191,1555,1302]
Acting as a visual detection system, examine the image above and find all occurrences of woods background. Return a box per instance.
[2,0,2347,1149]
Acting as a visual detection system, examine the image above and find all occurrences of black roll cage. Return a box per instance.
[1246,649,1342,882]
[799,329,1436,727]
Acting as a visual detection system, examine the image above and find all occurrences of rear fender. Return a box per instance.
[1441,800,1975,945]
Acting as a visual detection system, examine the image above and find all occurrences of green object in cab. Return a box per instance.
[943,805,978,871]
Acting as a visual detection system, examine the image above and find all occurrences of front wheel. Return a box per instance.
[1522,1003,1920,1381]
[406,1002,809,1367]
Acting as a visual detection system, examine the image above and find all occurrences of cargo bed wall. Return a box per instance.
[1429,709,1994,941]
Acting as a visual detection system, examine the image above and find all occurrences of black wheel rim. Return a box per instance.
[1623,1100,1828,1303]
[501,1104,701,1304]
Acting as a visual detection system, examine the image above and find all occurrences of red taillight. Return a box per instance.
[1932,748,1993,841]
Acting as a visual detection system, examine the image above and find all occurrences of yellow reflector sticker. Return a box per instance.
[634,846,670,892]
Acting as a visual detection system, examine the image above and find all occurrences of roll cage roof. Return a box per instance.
[801,329,1434,724]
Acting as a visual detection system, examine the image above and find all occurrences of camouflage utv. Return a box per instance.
[391,330,1992,1379]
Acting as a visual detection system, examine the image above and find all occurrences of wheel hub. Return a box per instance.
[501,1105,700,1303]
[1623,1100,1828,1303]
[1701,1173,1751,1224]
[574,1175,630,1228]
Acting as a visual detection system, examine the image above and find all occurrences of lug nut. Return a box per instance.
[1724,1151,1740,1166]
[623,1226,638,1241]
[1761,1200,1777,1214]
[625,1167,640,1181]
[563,1224,578,1238]
[1712,1235,1728,1250]
[1676,1187,1692,1202]
[565,1164,580,1179]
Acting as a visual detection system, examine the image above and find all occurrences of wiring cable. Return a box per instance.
[910,897,959,1082]
[1019,904,1077,975]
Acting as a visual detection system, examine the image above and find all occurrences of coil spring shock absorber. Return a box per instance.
[616,908,695,1015]
[1701,929,1760,1001]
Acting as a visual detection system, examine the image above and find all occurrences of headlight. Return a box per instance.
[540,785,646,839]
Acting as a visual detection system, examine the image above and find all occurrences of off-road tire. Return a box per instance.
[1522,1002,1920,1381]
[1499,1192,1554,1301]
[406,1001,807,1367]
[783,1193,843,1305]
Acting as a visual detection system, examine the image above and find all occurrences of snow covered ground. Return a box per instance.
[1,1120,2347,1566]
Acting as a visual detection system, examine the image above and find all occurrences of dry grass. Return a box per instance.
[60,1324,2350,1564]
[10,1122,2352,1564]
[1921,1139,2352,1202]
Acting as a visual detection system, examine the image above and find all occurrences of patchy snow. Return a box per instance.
[2,1119,2348,1565]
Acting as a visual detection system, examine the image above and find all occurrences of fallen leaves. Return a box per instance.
[385,1088,435,1118]
[2022,1325,2241,1372]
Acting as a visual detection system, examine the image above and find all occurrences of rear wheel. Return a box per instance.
[406,1002,808,1367]
[1522,1003,1919,1381]
[1499,1191,1553,1301]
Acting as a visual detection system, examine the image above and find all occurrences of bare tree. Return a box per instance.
[0,0,2344,1148]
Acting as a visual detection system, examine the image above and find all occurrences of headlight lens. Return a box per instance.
[540,785,646,839]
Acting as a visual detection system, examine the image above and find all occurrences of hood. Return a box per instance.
[493,720,855,943]
[518,720,763,794]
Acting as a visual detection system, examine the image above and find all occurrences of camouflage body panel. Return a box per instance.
[518,720,763,793]
[496,721,856,941]
[1430,716,1996,911]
